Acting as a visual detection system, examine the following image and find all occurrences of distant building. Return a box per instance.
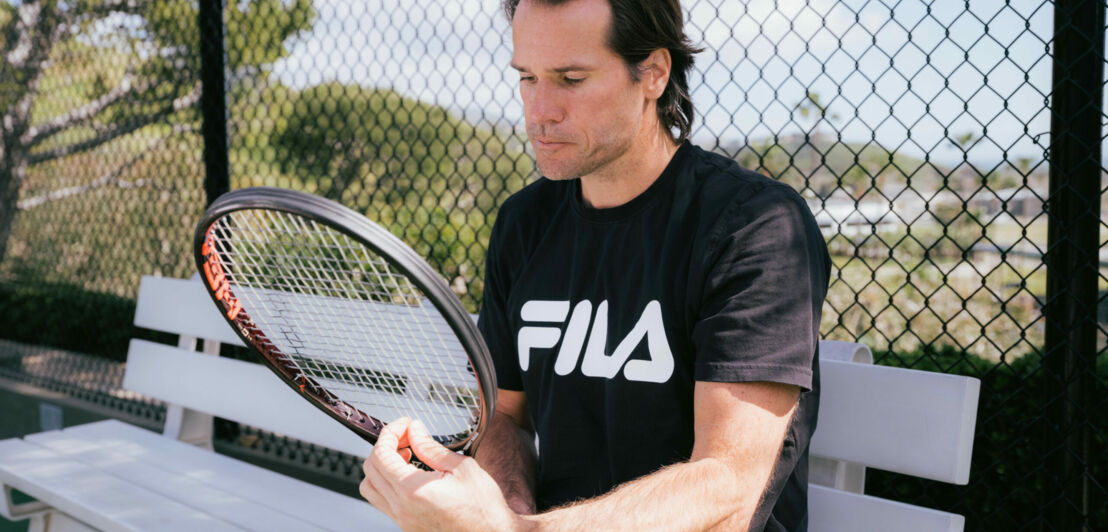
[967,187,1045,219]
[809,197,899,236]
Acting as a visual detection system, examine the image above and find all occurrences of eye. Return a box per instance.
[564,76,585,85]
[519,75,536,84]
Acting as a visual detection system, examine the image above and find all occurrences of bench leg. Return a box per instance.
[25,514,46,532]
[39,511,98,532]
[163,405,215,450]
[161,335,217,450]
[809,456,866,493]
[1,484,50,521]
[2,486,97,532]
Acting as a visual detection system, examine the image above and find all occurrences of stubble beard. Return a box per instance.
[531,129,634,182]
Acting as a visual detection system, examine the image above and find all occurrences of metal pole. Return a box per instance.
[198,0,229,206]
[1043,0,1103,530]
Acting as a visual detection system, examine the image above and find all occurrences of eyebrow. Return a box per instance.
[510,62,592,73]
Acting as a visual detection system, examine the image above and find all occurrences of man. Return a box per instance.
[359,0,830,530]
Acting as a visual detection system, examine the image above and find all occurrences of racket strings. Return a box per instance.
[208,209,481,438]
[223,215,472,433]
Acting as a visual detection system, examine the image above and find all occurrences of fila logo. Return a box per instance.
[517,300,674,383]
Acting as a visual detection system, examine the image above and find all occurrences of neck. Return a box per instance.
[579,125,679,209]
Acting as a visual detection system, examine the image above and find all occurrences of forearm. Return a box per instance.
[474,412,538,514]
[526,382,799,532]
[521,456,758,532]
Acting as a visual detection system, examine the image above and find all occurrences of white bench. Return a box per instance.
[0,275,980,531]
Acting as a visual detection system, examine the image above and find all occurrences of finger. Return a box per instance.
[371,418,425,489]
[362,454,393,495]
[394,427,421,466]
[407,419,466,473]
[393,422,412,452]
[362,451,407,511]
[358,476,394,517]
[370,418,410,472]
[374,417,412,454]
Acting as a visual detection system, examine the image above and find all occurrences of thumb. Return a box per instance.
[408,419,466,472]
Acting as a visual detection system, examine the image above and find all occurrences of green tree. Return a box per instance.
[271,83,533,310]
[949,131,978,153]
[793,90,841,193]
[0,0,314,265]
[794,90,840,136]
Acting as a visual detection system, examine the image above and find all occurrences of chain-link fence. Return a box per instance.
[0,0,1104,529]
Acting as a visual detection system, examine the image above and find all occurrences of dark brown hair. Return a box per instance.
[504,0,702,141]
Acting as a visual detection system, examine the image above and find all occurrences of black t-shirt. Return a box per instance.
[477,142,830,531]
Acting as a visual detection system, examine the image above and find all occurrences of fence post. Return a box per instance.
[1044,0,1103,530]
[198,0,229,206]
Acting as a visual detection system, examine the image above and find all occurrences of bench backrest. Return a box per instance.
[125,275,979,530]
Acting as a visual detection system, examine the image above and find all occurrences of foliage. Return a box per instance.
[0,0,315,269]
[727,135,944,199]
[1,160,203,295]
[821,249,1046,362]
[721,130,1046,202]
[266,82,534,311]
[0,281,170,361]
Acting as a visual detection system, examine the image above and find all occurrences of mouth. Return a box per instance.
[533,138,569,150]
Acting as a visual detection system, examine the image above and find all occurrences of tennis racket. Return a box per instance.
[193,187,496,465]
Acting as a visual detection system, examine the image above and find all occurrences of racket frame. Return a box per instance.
[193,186,496,455]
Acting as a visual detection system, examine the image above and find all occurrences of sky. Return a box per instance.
[271,0,1062,168]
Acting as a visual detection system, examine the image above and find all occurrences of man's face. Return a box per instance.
[510,0,650,181]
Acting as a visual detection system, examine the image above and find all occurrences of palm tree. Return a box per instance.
[793,91,841,195]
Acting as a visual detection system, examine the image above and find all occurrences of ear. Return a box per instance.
[640,48,672,100]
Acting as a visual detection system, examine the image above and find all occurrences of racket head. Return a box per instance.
[193,187,495,455]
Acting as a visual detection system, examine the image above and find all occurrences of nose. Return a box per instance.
[523,81,564,126]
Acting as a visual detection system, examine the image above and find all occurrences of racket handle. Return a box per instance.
[406,448,435,471]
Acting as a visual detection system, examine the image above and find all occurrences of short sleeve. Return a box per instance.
[477,214,525,391]
[692,185,830,390]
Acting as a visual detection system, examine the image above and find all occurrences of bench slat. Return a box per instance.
[812,359,980,484]
[24,425,327,532]
[124,339,374,458]
[128,326,980,486]
[53,421,399,532]
[134,276,243,345]
[808,484,964,532]
[0,437,239,532]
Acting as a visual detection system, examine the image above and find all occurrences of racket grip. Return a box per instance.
[406,448,435,471]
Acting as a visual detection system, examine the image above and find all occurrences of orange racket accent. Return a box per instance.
[202,236,243,320]
[226,299,242,320]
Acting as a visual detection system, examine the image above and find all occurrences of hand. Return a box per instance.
[360,418,527,532]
